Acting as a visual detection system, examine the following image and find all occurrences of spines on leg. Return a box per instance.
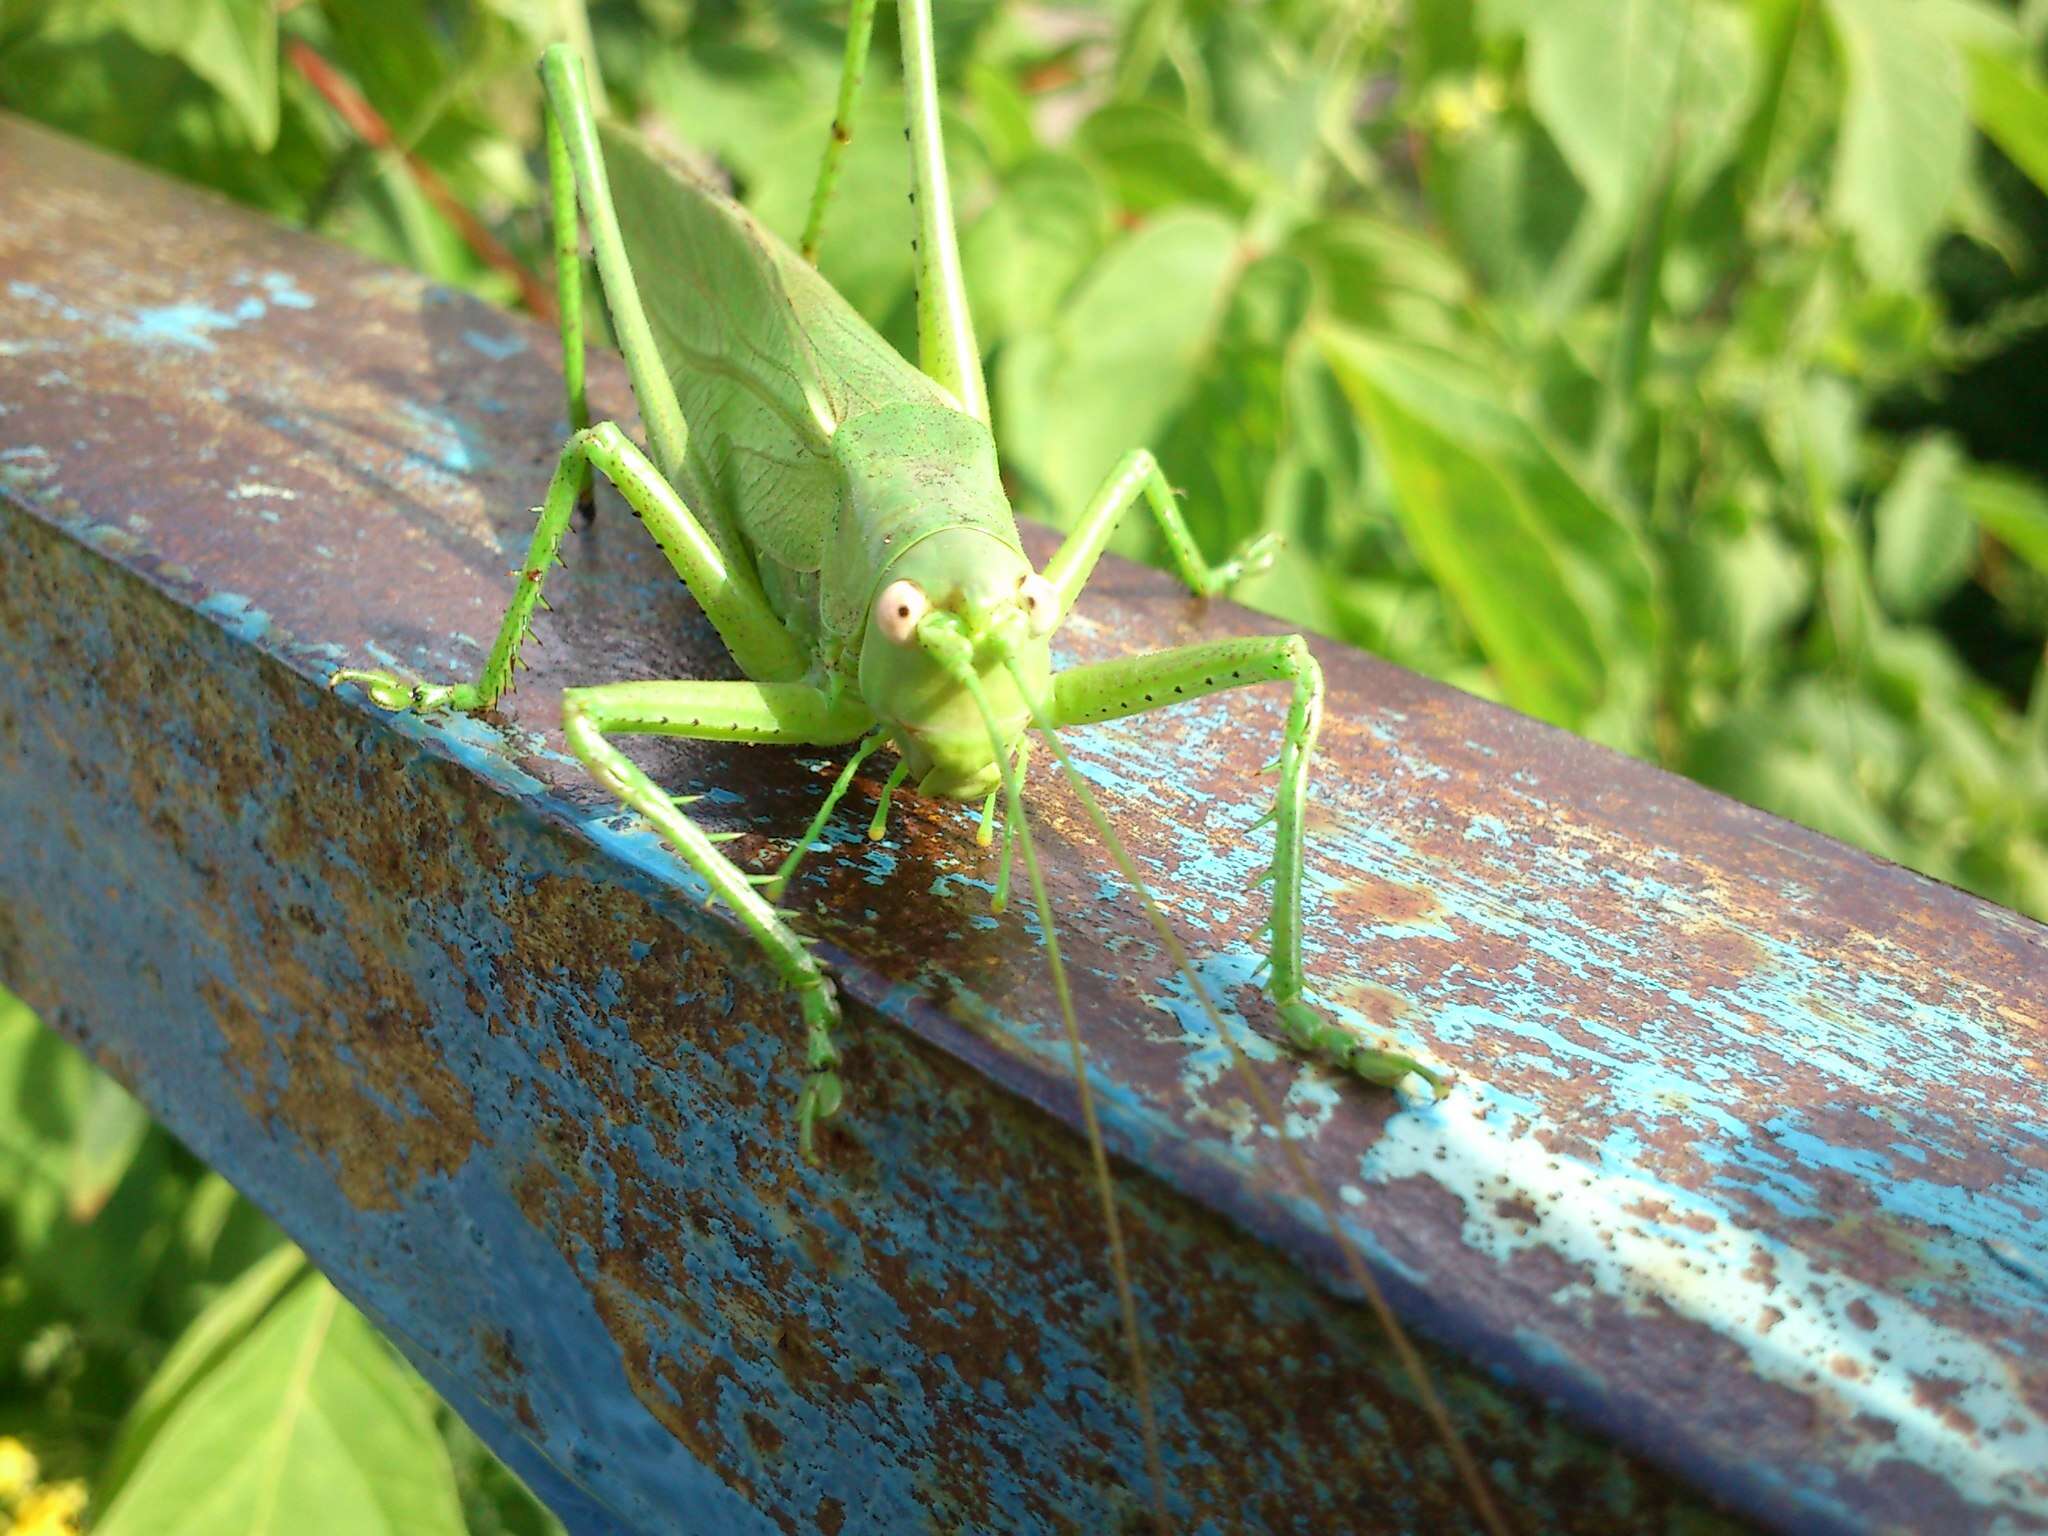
[1043,633,1439,1092]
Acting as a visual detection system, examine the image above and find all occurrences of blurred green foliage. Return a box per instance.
[3,0,2048,1528]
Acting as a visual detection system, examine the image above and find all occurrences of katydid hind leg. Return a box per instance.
[800,0,881,264]
[897,0,989,425]
[1043,447,1282,614]
[543,88,593,519]
[539,45,695,485]
[560,679,875,1158]
[794,0,987,419]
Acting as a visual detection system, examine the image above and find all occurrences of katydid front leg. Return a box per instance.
[560,679,874,1158]
[328,424,872,1154]
[1045,448,1283,613]
[1050,636,1443,1094]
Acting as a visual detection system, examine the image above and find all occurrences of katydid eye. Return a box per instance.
[876,580,927,645]
[1018,573,1058,636]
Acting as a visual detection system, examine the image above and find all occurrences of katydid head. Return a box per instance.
[856,528,1055,801]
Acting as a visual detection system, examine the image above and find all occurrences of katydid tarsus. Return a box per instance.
[331,6,1506,1529]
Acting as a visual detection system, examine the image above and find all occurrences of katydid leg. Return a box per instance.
[765,730,889,901]
[1050,635,1440,1090]
[897,0,989,424]
[799,0,881,264]
[332,422,807,709]
[539,45,693,483]
[543,84,592,514]
[1043,448,1281,613]
[561,679,875,1158]
[800,0,989,421]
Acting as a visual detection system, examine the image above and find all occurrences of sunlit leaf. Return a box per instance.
[113,0,278,149]
[96,1275,466,1536]
[1077,101,1256,217]
[1873,435,1971,617]
[1323,330,1610,728]
[1523,0,1753,218]
[1686,711,1908,859]
[961,153,1107,346]
[996,209,1239,522]
[98,1244,310,1507]
[1823,0,1970,283]
[65,1072,151,1222]
[1964,46,2048,195]
[1959,468,2048,575]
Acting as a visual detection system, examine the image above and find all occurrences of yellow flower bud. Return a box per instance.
[11,1480,88,1536]
[0,1437,39,1505]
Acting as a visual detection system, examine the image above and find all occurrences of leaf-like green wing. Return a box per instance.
[596,120,948,576]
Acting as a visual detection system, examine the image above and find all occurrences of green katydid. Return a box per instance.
[329,7,1440,1161]
[330,5,1500,1528]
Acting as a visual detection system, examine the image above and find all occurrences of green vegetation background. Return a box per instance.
[3,0,2047,1530]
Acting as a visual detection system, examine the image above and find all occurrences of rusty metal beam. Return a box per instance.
[1,116,2043,1536]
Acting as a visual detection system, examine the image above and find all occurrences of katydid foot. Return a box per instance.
[794,979,844,1162]
[1272,997,1444,1101]
[1213,530,1283,591]
[329,670,478,713]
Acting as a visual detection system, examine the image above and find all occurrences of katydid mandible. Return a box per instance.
[329,10,1442,1160]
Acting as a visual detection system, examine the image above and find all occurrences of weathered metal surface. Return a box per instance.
[1,114,2044,1536]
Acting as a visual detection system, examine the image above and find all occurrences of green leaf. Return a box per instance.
[1741,0,1845,207]
[1157,253,1315,564]
[1823,0,1970,283]
[439,1408,568,1536]
[1686,711,1908,860]
[1526,0,1685,217]
[98,1243,310,1506]
[1873,435,1971,616]
[0,988,89,1256]
[97,1274,466,1536]
[1076,101,1256,217]
[1287,215,1472,339]
[1323,330,1611,729]
[65,1070,151,1222]
[1331,333,1660,667]
[1201,8,1328,189]
[1524,0,1753,218]
[1958,468,2048,574]
[1964,46,2048,195]
[1408,0,1481,88]
[1427,113,1586,302]
[1677,507,1812,668]
[113,0,278,149]
[995,209,1240,522]
[961,153,1107,346]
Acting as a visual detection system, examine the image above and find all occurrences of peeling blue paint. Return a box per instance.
[465,328,529,361]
